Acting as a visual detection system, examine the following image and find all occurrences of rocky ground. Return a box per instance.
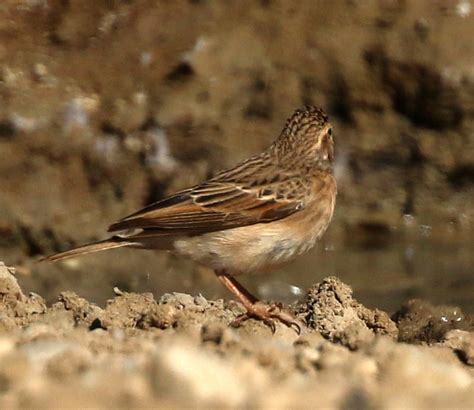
[1,262,473,408]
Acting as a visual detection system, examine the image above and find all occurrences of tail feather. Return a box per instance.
[39,238,133,262]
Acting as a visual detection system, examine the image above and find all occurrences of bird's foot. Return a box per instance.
[231,301,302,334]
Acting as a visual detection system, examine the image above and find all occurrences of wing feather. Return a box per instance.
[108,159,307,235]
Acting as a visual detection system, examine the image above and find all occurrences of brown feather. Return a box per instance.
[39,238,134,262]
[108,159,307,235]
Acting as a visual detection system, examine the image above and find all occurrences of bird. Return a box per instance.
[40,106,337,333]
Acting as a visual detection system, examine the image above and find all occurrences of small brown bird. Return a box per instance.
[41,106,337,333]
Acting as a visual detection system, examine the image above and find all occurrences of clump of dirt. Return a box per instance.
[54,291,102,327]
[0,262,46,330]
[0,262,473,408]
[393,299,473,344]
[295,276,398,349]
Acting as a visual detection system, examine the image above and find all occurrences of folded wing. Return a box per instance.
[108,177,304,237]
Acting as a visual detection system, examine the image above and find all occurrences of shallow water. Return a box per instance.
[251,232,474,314]
[20,226,473,315]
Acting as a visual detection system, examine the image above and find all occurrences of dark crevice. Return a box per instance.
[243,77,273,120]
[144,177,168,206]
[401,133,423,215]
[81,154,125,200]
[243,103,273,120]
[365,152,408,169]
[113,185,124,200]
[18,225,63,257]
[81,155,103,190]
[48,32,66,46]
[364,48,464,130]
[403,178,415,215]
[448,165,474,188]
[403,175,415,215]
[348,156,362,184]
[354,222,392,250]
[19,226,44,257]
[139,116,158,131]
[89,318,105,331]
[328,73,353,123]
[100,123,126,138]
[406,138,424,165]
[0,121,15,139]
[165,62,195,82]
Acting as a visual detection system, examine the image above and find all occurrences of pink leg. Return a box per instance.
[215,271,301,334]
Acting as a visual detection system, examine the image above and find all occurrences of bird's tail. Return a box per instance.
[39,237,134,263]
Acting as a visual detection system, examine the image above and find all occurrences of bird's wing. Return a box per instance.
[108,161,306,236]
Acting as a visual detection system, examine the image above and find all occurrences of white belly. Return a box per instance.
[173,218,322,275]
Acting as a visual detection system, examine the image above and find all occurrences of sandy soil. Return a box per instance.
[1,261,473,408]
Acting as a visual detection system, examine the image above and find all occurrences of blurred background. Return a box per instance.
[0,0,472,312]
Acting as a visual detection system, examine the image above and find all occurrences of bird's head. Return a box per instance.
[272,106,334,170]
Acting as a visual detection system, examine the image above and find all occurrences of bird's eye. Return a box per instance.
[327,128,333,137]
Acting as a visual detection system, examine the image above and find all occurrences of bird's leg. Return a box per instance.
[215,271,259,306]
[215,270,301,334]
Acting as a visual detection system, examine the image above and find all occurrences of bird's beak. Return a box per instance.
[321,133,334,162]
[327,141,334,162]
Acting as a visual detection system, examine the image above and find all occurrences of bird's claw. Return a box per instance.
[230,301,302,335]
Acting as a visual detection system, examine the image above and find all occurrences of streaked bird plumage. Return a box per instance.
[41,106,337,332]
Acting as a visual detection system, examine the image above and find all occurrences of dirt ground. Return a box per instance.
[0,262,473,408]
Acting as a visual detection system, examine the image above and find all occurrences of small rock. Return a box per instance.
[99,291,157,329]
